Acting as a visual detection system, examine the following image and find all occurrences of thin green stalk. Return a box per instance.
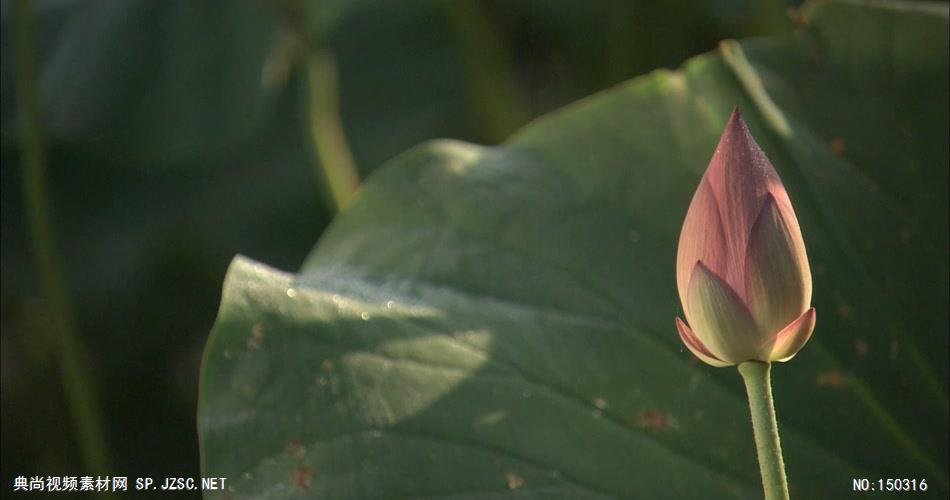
[13,0,112,479]
[738,361,790,500]
[442,0,530,143]
[305,49,360,213]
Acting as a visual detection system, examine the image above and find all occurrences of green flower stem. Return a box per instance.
[13,0,112,481]
[441,0,530,143]
[305,49,360,213]
[738,361,790,500]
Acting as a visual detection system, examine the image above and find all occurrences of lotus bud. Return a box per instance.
[675,108,815,367]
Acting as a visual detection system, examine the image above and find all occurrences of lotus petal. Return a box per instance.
[768,308,816,362]
[744,193,812,335]
[676,317,730,367]
[686,261,761,364]
[677,180,729,316]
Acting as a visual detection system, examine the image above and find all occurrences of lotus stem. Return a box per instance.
[738,361,790,500]
[306,49,360,213]
[13,0,112,479]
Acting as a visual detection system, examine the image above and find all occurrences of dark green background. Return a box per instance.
[3,0,946,498]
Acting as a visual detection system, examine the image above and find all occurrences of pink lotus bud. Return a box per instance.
[675,109,815,367]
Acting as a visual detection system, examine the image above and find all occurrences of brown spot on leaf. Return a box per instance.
[505,472,525,490]
[831,137,846,155]
[838,302,851,318]
[787,7,807,26]
[286,441,306,459]
[248,324,265,349]
[854,339,869,357]
[292,466,314,490]
[634,409,672,431]
[816,371,846,388]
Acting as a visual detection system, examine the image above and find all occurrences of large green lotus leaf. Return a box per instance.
[199,1,949,498]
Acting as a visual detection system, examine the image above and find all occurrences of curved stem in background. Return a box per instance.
[259,10,360,214]
[442,0,530,143]
[738,361,790,500]
[306,49,361,213]
[12,0,112,479]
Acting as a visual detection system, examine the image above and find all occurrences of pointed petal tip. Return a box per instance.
[729,106,742,121]
[693,259,712,276]
[769,307,816,362]
[708,105,770,183]
[725,106,748,133]
[676,317,732,367]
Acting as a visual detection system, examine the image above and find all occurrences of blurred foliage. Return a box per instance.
[2,0,795,492]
